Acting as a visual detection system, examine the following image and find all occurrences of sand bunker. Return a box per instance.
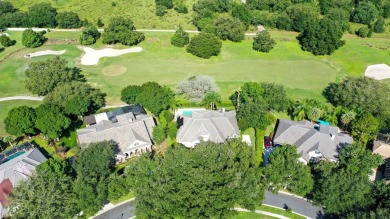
[25,50,66,58]
[365,64,390,80]
[80,47,142,65]
[102,65,128,76]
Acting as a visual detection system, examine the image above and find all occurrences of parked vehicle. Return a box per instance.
[264,136,272,148]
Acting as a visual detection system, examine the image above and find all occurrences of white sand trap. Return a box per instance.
[365,64,390,80]
[80,47,142,65]
[25,50,66,58]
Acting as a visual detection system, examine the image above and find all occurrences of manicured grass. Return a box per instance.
[0,100,42,136]
[8,0,198,29]
[0,30,389,106]
[110,192,135,205]
[257,205,306,219]
[232,212,277,219]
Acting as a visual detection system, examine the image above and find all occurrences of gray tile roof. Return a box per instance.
[176,110,240,147]
[0,142,47,217]
[273,119,353,162]
[77,112,155,155]
[83,105,147,125]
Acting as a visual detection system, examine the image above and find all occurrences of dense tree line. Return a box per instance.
[4,57,105,140]
[0,2,83,29]
[127,140,264,218]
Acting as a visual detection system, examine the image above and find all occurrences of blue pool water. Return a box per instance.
[4,151,25,163]
[182,111,193,116]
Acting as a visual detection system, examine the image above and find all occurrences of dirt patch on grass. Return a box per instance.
[102,65,128,76]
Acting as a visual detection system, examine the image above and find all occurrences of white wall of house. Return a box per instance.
[298,157,308,165]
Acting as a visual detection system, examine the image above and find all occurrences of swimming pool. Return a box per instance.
[182,111,193,116]
[3,151,25,163]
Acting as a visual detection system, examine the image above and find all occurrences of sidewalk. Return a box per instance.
[89,198,135,219]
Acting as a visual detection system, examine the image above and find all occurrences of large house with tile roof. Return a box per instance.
[77,106,155,161]
[273,119,353,164]
[0,142,47,217]
[176,110,240,147]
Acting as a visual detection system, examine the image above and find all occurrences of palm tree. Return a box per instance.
[202,92,221,110]
[169,98,181,114]
[308,107,322,122]
[341,111,356,128]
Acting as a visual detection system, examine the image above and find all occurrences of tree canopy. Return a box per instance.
[252,30,276,53]
[28,3,57,28]
[311,143,384,215]
[35,103,71,139]
[135,82,175,116]
[127,140,264,218]
[102,16,145,46]
[4,106,36,137]
[186,33,222,59]
[80,25,101,45]
[22,29,46,48]
[121,85,142,104]
[170,25,190,47]
[177,75,219,103]
[55,11,82,28]
[9,160,79,219]
[351,1,379,25]
[74,141,115,215]
[297,17,345,55]
[44,81,106,115]
[264,144,314,196]
[25,57,83,96]
[213,16,245,42]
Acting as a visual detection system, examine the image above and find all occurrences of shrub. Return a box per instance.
[187,33,222,59]
[156,5,167,16]
[80,25,101,45]
[174,4,188,14]
[0,35,15,47]
[252,30,276,53]
[167,122,177,139]
[356,26,372,38]
[97,18,104,27]
[22,29,46,48]
[373,17,385,33]
[155,0,173,9]
[170,26,189,47]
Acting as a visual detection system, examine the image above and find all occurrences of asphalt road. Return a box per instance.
[93,200,135,219]
[264,191,323,219]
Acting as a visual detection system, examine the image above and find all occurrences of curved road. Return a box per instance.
[92,192,323,219]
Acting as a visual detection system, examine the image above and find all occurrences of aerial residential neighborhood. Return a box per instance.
[0,0,390,219]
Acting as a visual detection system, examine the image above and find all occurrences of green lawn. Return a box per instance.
[0,100,42,136]
[0,30,389,105]
[8,0,198,30]
[257,205,306,219]
[232,212,277,219]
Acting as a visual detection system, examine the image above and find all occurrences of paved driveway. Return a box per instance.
[264,191,323,219]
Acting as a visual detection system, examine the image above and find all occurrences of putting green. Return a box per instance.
[102,65,128,76]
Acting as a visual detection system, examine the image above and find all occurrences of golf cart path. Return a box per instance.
[0,96,44,102]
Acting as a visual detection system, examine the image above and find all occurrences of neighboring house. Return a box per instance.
[176,110,240,148]
[0,142,47,217]
[83,105,146,126]
[273,119,353,164]
[77,106,155,161]
[372,134,390,184]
